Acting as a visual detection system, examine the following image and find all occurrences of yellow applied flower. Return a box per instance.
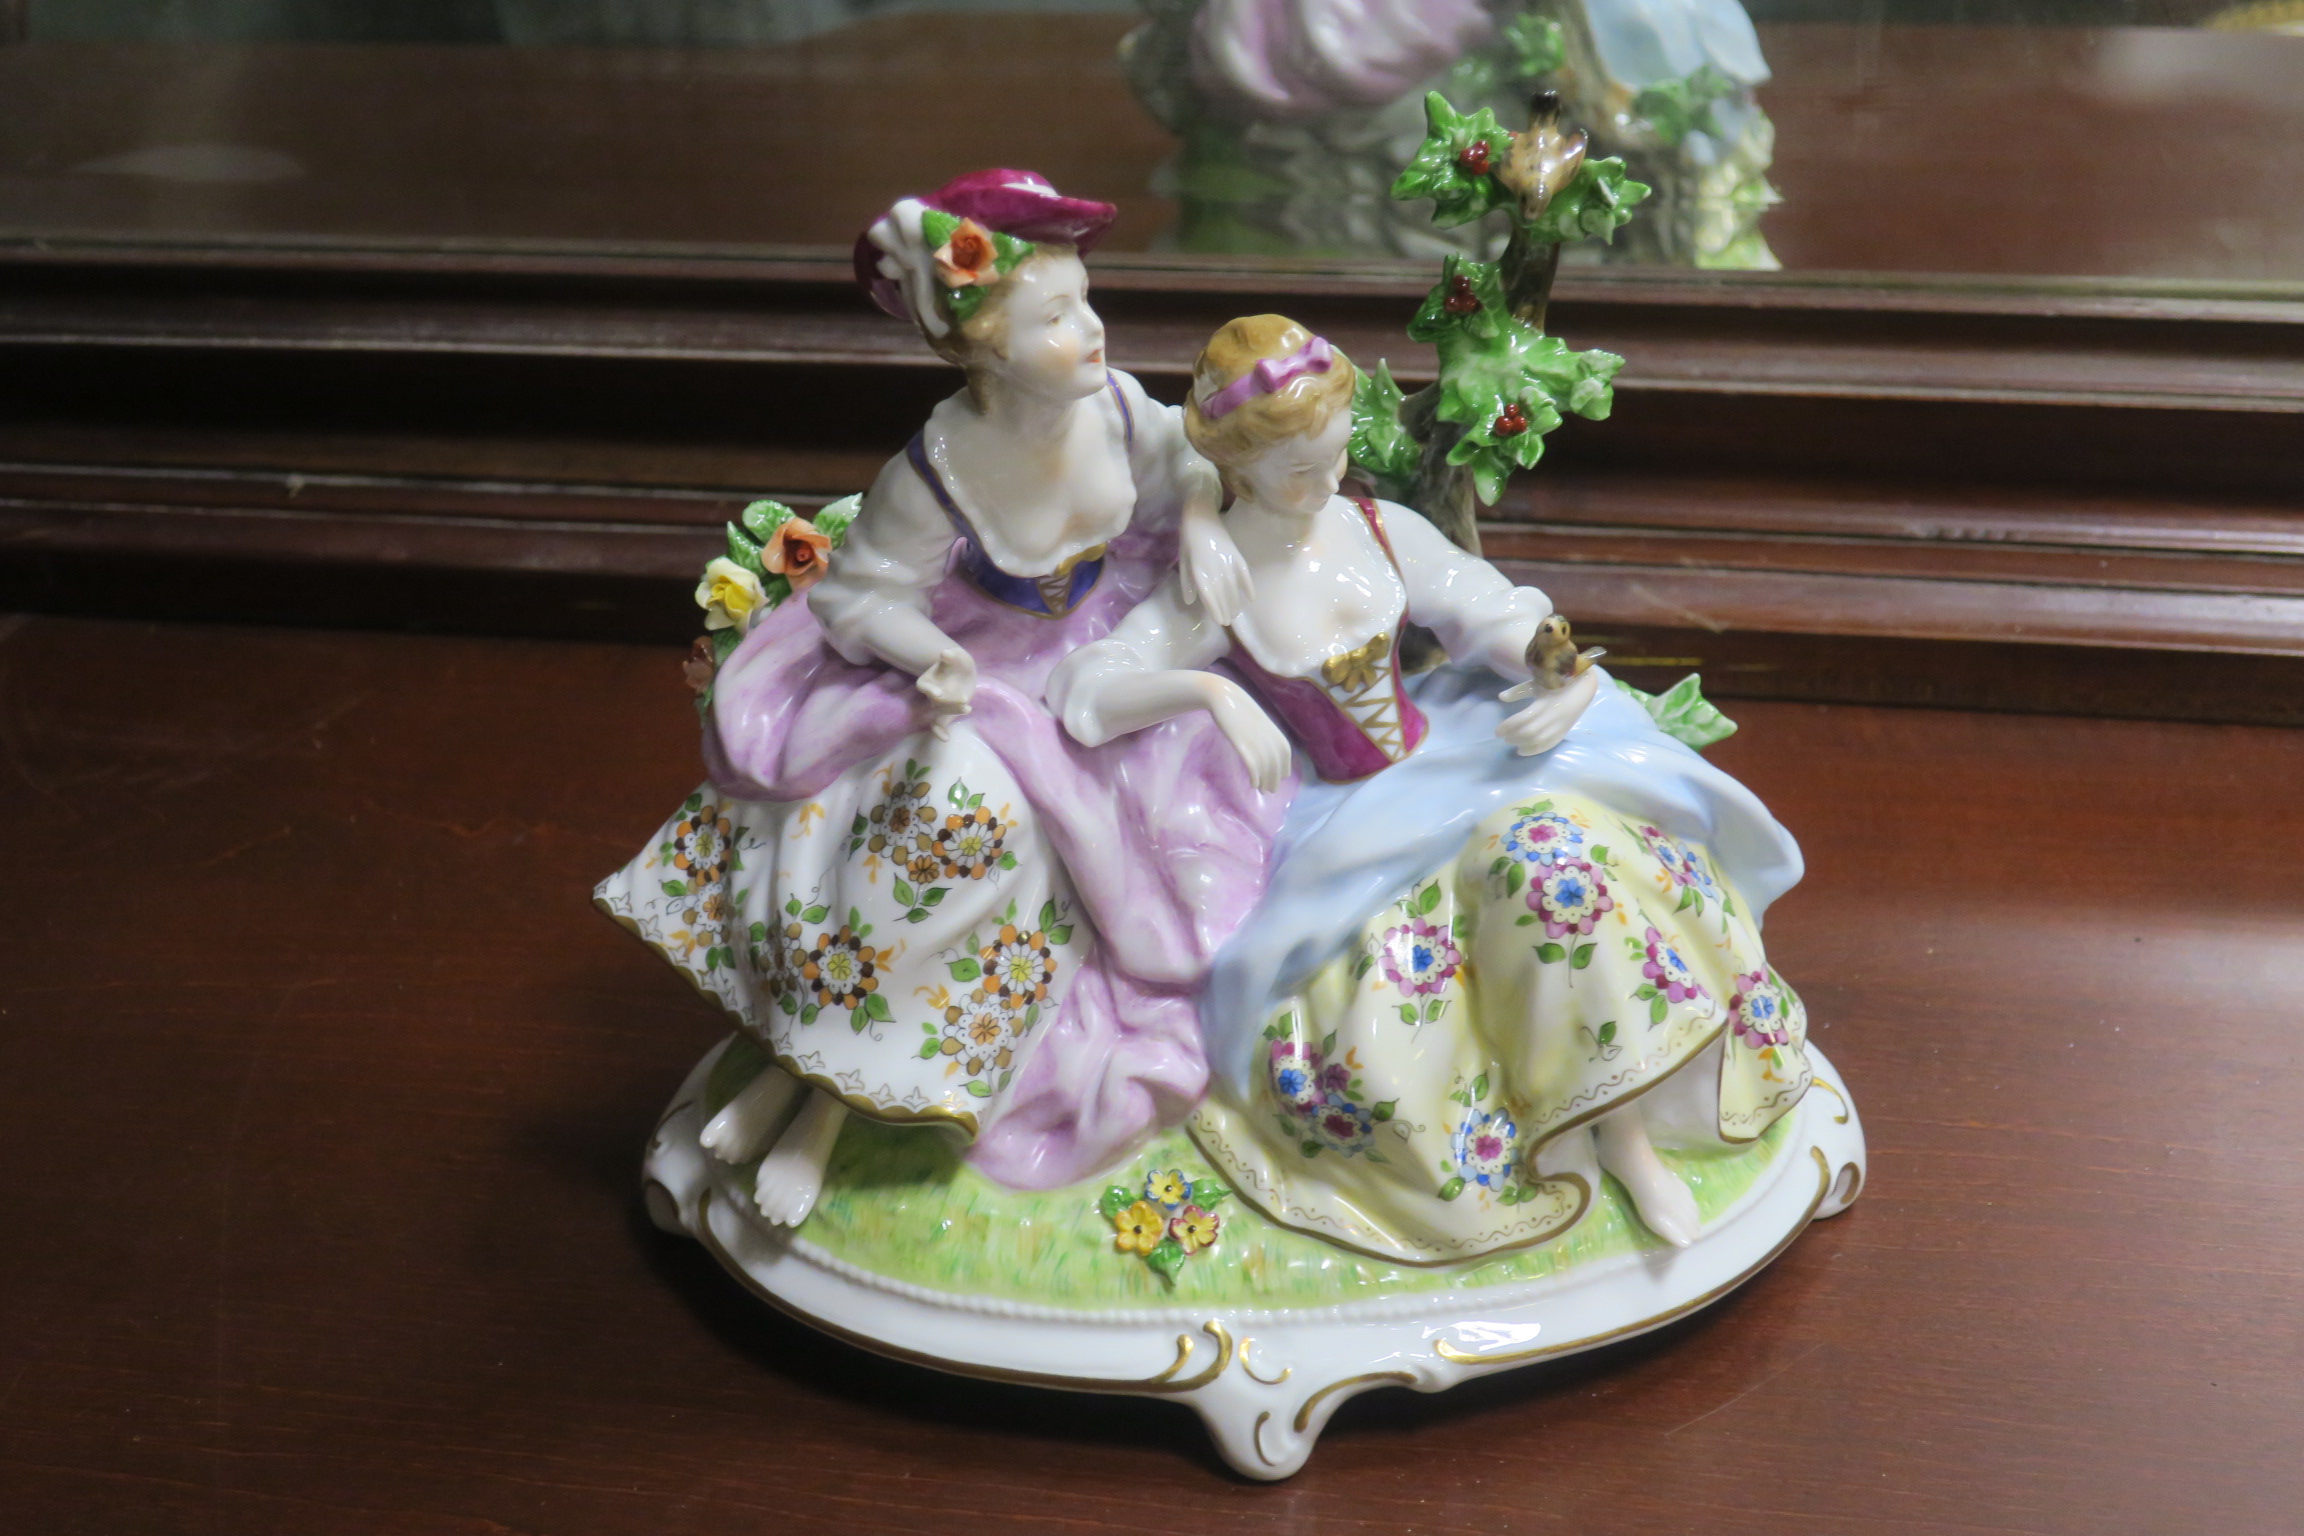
[696,557,768,633]
[1143,1168,1189,1208]
[1113,1200,1167,1255]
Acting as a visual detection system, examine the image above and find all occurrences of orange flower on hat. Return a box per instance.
[763,517,833,593]
[933,218,1002,289]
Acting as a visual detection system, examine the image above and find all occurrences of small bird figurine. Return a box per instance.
[1500,614,1606,700]
[1495,92,1589,224]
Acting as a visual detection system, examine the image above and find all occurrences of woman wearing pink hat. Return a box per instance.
[598,171,1285,1224]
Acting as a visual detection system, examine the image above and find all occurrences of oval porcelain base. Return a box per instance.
[643,1044,1865,1480]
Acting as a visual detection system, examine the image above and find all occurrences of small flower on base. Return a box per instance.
[1169,1204,1220,1254]
[1112,1200,1167,1255]
[1099,1167,1233,1283]
[696,556,768,634]
[933,217,1003,289]
[762,517,833,594]
[1144,1168,1189,1208]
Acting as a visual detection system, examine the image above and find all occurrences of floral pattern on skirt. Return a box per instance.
[1190,790,1811,1264]
[596,725,1087,1135]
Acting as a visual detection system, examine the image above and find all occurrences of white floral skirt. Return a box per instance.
[596,725,1091,1138]
[1189,790,1812,1264]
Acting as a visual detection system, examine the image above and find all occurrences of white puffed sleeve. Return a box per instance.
[1377,499,1554,680]
[806,451,959,669]
[1111,369,1221,538]
[1045,574,1231,747]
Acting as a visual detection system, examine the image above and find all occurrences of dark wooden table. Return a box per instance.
[3,613,2300,1534]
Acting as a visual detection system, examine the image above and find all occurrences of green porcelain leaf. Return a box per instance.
[1409,262,1624,503]
[1617,673,1739,749]
[1390,92,1516,229]
[917,207,1037,327]
[1522,156,1651,245]
[813,493,861,544]
[738,498,794,542]
[723,521,765,576]
[1143,1237,1189,1286]
[1349,359,1421,494]
[1405,253,1508,344]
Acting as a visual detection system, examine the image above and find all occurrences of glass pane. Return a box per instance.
[3,1,2301,284]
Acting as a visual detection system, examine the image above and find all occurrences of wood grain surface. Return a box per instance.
[2,614,2301,1534]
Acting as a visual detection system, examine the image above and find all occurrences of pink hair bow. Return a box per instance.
[1199,335,1336,420]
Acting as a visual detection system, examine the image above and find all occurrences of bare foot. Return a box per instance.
[752,1088,849,1227]
[1595,1102,1701,1248]
[700,1064,802,1164]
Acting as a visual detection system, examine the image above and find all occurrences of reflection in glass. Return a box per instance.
[1122,0,1780,266]
[5,1,2304,283]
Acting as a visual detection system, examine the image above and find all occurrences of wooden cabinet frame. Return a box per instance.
[5,236,2301,720]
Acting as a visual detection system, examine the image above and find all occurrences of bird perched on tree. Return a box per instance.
[1500,614,1606,699]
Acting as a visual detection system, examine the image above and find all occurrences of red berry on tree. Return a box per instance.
[1443,275,1480,316]
[1493,402,1530,437]
[1457,140,1493,176]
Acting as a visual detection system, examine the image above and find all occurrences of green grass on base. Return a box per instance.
[706,1034,1791,1311]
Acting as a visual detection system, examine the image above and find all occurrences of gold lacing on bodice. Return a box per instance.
[1317,629,1409,762]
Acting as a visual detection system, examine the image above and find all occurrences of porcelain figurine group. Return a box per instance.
[598,168,1863,1479]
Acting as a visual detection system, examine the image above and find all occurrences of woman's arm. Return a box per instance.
[807,453,977,732]
[1111,370,1251,625]
[1377,501,1554,677]
[1047,578,1292,792]
[1378,501,1597,755]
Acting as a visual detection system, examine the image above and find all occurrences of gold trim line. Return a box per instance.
[1238,1338,1293,1386]
[1293,1371,1417,1433]
[1434,1145,1835,1367]
[697,1191,1236,1395]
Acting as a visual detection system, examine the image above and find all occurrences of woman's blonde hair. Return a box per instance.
[1183,314,1359,492]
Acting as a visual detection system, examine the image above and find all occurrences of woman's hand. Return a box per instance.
[1497,667,1599,757]
[916,646,978,740]
[1206,676,1292,793]
[1179,502,1254,628]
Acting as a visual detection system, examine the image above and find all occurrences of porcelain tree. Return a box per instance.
[1350,88,1645,553]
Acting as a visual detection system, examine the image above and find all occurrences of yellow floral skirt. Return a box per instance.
[1190,790,1811,1265]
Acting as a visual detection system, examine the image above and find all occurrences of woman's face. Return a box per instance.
[1236,399,1353,515]
[983,253,1107,402]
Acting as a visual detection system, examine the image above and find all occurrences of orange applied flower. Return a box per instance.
[933,218,1002,289]
[764,517,833,593]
